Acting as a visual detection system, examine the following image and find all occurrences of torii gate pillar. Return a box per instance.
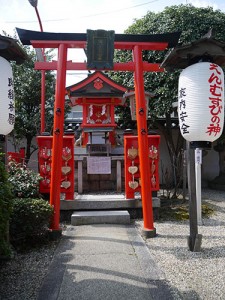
[49,44,67,233]
[133,45,155,236]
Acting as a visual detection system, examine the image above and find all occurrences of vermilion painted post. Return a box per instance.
[50,44,68,233]
[133,45,156,237]
[33,4,46,133]
[41,69,45,133]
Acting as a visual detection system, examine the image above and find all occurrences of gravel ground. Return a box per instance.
[0,241,59,300]
[0,188,224,300]
[136,188,225,300]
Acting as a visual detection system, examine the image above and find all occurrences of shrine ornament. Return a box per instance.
[0,56,15,135]
[178,62,224,144]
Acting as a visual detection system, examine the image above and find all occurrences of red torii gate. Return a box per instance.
[16,28,180,238]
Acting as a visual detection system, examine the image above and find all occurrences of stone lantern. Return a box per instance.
[123,91,154,121]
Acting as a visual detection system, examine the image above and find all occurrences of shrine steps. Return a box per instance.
[71,210,130,225]
[60,194,160,225]
[61,194,143,210]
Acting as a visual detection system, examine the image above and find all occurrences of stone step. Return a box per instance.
[71,210,130,226]
[61,196,160,210]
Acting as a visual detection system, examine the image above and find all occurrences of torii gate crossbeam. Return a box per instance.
[16,28,181,238]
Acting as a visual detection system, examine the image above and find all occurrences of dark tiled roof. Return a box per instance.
[0,35,28,64]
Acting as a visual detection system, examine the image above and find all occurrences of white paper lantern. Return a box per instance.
[0,56,15,135]
[178,62,224,143]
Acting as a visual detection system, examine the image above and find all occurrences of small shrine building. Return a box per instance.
[65,71,129,193]
[66,71,128,147]
[65,71,160,198]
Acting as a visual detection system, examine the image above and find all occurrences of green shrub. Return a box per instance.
[8,160,42,198]
[10,198,53,247]
[0,157,13,257]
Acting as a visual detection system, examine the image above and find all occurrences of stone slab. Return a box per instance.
[37,224,176,300]
[71,210,130,225]
[60,196,160,210]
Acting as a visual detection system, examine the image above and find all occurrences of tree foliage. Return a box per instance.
[115,4,225,120]
[111,4,225,194]
[0,156,13,257]
[11,46,56,162]
[10,198,53,248]
[8,160,42,198]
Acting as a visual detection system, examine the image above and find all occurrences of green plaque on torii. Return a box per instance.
[86,29,115,70]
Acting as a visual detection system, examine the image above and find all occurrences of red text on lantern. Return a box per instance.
[206,64,223,136]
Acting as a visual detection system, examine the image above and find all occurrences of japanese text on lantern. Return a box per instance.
[178,87,190,134]
[206,63,223,136]
[7,77,15,126]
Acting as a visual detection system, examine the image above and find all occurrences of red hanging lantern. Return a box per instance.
[178,62,224,143]
[0,57,15,135]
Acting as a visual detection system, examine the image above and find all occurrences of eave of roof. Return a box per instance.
[0,35,28,64]
[66,71,128,93]
[161,37,225,71]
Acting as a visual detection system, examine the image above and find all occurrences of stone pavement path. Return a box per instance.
[37,224,175,300]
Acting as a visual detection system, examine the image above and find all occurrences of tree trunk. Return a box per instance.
[218,149,225,176]
[25,135,33,164]
[154,115,184,198]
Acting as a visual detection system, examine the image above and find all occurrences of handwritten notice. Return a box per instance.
[87,156,111,174]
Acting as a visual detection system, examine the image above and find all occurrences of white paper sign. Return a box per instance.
[195,148,202,164]
[87,156,111,174]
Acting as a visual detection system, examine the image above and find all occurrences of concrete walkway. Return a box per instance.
[38,224,174,300]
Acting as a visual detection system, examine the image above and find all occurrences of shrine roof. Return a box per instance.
[66,71,130,99]
[0,35,28,64]
[161,36,225,71]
